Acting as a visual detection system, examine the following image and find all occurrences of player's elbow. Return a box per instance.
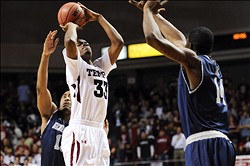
[64,37,77,48]
[112,36,124,50]
[36,83,43,95]
[117,38,124,50]
[145,34,158,48]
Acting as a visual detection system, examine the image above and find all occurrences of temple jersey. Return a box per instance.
[40,110,68,166]
[62,49,116,123]
[61,49,115,166]
[177,55,229,138]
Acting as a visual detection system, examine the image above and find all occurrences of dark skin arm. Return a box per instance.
[78,2,124,65]
[63,22,79,60]
[37,30,59,134]
[141,1,201,90]
[129,0,187,47]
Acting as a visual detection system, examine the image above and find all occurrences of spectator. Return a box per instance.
[155,99,165,120]
[19,148,30,164]
[117,142,126,162]
[128,118,139,160]
[0,123,8,142]
[119,125,130,145]
[171,127,186,166]
[137,130,154,162]
[15,138,30,159]
[13,156,21,166]
[154,129,171,163]
[17,79,31,104]
[238,111,250,139]
[228,114,240,144]
[1,152,8,166]
[33,146,41,166]
[2,147,14,165]
[243,136,250,154]
[113,102,127,139]
[125,143,134,162]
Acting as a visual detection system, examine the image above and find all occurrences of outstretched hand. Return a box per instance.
[43,30,59,56]
[129,0,168,14]
[144,0,168,14]
[129,0,147,11]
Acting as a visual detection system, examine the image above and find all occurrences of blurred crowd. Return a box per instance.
[1,75,250,166]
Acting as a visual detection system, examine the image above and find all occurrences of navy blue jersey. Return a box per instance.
[41,110,68,166]
[177,55,229,138]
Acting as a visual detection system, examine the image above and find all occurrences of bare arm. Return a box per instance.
[63,22,79,60]
[129,0,186,47]
[153,14,187,47]
[78,2,124,65]
[37,30,59,134]
[97,15,124,65]
[143,4,189,64]
[143,2,201,89]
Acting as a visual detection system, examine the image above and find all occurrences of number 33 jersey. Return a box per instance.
[177,55,229,138]
[63,49,116,123]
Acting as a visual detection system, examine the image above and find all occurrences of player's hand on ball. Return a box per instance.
[77,2,101,23]
[60,22,82,32]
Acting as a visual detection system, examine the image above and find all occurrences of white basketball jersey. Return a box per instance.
[62,49,116,123]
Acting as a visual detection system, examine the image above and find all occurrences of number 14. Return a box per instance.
[213,77,226,105]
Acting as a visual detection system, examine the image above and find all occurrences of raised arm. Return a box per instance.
[37,30,59,133]
[153,13,187,48]
[142,1,198,65]
[142,1,201,89]
[129,0,186,47]
[78,2,124,65]
[63,22,79,60]
[97,15,124,65]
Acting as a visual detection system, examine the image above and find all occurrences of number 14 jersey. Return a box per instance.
[177,55,229,138]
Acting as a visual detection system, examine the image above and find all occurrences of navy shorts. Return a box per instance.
[185,137,236,166]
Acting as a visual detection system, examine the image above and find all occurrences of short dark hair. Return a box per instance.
[188,27,214,55]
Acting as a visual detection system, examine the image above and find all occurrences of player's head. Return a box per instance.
[77,39,92,62]
[59,91,71,114]
[188,26,214,55]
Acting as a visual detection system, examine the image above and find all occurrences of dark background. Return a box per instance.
[1,1,250,45]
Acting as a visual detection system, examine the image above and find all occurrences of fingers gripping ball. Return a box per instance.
[57,2,86,27]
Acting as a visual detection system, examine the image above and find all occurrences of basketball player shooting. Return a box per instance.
[60,2,124,166]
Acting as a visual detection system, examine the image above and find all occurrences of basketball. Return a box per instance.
[57,2,86,27]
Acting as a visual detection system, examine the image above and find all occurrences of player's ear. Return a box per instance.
[186,41,192,49]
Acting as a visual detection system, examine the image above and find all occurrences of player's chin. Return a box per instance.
[81,50,91,57]
[81,53,91,62]
[61,106,71,113]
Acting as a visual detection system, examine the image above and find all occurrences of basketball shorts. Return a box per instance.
[61,120,110,166]
[185,130,236,166]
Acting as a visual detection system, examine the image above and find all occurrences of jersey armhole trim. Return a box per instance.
[41,110,58,137]
[181,59,204,94]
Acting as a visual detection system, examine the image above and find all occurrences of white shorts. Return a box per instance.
[61,120,110,166]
